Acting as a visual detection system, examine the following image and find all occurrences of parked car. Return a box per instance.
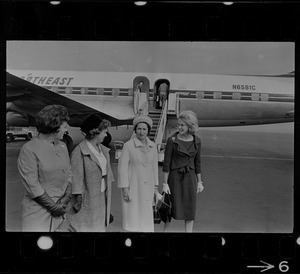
[6,126,34,142]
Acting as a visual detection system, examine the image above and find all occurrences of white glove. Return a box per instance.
[122,187,130,202]
[197,181,204,193]
[162,183,171,194]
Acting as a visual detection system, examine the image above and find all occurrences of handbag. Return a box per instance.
[106,213,114,226]
[49,194,77,232]
[153,206,161,224]
[153,194,162,224]
[157,192,172,223]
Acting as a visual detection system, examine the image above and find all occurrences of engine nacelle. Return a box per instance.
[6,111,29,127]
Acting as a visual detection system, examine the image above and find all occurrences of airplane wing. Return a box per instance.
[6,72,133,127]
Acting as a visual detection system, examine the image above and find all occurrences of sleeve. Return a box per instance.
[67,167,73,184]
[153,146,159,186]
[117,142,130,188]
[106,150,114,183]
[194,139,202,174]
[17,145,45,198]
[162,137,173,172]
[70,146,85,194]
[61,141,73,184]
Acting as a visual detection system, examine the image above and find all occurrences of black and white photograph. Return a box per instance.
[6,41,294,233]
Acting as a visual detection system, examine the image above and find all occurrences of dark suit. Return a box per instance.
[162,132,202,220]
[162,132,201,174]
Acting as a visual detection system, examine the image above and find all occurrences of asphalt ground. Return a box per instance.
[5,122,294,233]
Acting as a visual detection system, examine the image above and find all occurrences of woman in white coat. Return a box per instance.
[118,115,161,232]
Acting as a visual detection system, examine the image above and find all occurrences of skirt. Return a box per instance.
[168,168,197,220]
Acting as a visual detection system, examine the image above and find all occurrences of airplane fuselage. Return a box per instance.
[7,69,294,128]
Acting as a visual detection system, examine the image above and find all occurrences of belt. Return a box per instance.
[178,166,190,175]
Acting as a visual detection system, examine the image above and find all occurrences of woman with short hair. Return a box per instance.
[67,114,114,232]
[17,104,72,231]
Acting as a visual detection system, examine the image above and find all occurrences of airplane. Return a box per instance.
[6,68,294,146]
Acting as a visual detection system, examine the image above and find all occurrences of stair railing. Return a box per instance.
[154,100,168,152]
[175,93,180,118]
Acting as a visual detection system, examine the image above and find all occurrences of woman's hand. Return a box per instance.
[73,194,82,213]
[197,181,204,193]
[122,187,130,202]
[154,189,163,200]
[162,183,171,194]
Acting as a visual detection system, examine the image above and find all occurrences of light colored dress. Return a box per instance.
[118,136,159,232]
[66,140,114,232]
[17,138,71,232]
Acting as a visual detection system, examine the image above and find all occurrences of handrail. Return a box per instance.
[175,93,180,118]
[154,100,168,152]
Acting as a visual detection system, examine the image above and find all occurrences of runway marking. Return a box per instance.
[202,155,293,161]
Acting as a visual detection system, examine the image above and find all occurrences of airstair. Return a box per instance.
[148,100,168,160]
[150,101,168,163]
[148,110,162,141]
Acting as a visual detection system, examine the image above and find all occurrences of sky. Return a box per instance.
[6,41,295,76]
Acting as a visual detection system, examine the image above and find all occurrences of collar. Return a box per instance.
[132,135,155,148]
[80,140,110,156]
[171,132,201,145]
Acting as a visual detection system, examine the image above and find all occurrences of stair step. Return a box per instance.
[149,116,160,119]
[148,108,163,143]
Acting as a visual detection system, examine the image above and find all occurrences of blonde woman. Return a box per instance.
[162,110,204,232]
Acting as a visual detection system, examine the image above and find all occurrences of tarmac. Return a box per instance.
[5,122,294,233]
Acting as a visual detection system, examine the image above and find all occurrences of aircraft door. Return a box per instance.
[133,76,150,115]
[153,79,170,109]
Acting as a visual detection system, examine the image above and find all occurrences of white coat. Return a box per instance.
[118,136,159,232]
